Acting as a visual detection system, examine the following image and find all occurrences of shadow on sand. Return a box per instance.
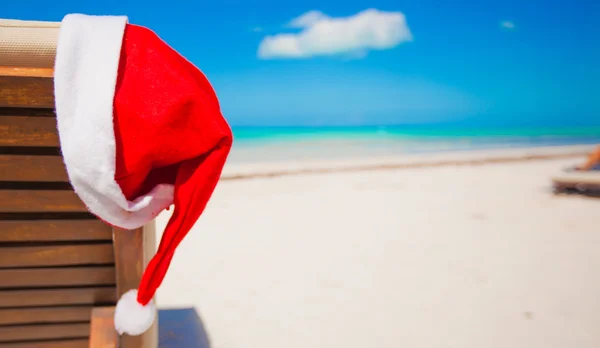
[158,307,211,348]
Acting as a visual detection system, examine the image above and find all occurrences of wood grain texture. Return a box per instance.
[0,266,115,288]
[0,75,54,108]
[89,307,117,348]
[0,155,67,181]
[0,287,116,308]
[0,67,54,78]
[0,220,111,242]
[0,68,100,348]
[114,225,158,348]
[0,190,87,212]
[0,116,58,146]
[2,339,89,348]
[0,323,89,343]
[0,306,93,326]
[0,244,114,268]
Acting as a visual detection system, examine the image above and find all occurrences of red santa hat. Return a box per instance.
[53,14,233,335]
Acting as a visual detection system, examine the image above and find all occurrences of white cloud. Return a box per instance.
[500,20,515,30]
[257,9,413,59]
[287,10,329,28]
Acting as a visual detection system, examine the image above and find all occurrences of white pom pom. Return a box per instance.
[114,289,156,336]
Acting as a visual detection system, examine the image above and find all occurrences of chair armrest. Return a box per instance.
[89,307,118,348]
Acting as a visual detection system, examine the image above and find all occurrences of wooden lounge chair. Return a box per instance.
[552,171,600,196]
[1,19,208,348]
[551,146,600,196]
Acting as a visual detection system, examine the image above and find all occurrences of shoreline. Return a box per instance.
[222,144,595,181]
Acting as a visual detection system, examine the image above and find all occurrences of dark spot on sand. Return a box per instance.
[524,311,533,319]
[472,213,486,220]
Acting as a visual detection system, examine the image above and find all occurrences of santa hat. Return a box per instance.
[53,14,233,335]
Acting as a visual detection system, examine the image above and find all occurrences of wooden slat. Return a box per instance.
[0,287,116,308]
[0,266,115,288]
[0,190,87,212]
[0,306,93,326]
[0,75,54,108]
[0,244,114,268]
[0,67,54,78]
[115,224,158,348]
[0,116,58,146]
[0,155,67,182]
[2,339,89,348]
[89,307,117,348]
[0,323,89,343]
[0,220,111,242]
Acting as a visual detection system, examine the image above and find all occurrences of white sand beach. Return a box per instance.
[154,144,600,348]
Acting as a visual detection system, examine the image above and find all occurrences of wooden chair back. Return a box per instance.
[0,66,157,347]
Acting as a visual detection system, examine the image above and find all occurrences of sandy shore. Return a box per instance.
[154,145,600,348]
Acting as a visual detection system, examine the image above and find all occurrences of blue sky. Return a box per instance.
[4,0,599,127]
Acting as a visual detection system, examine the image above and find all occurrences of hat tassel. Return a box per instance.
[114,289,156,336]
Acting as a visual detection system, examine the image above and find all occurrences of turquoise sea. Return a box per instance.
[228,126,600,163]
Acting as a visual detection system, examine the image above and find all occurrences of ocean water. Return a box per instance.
[228,126,600,163]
